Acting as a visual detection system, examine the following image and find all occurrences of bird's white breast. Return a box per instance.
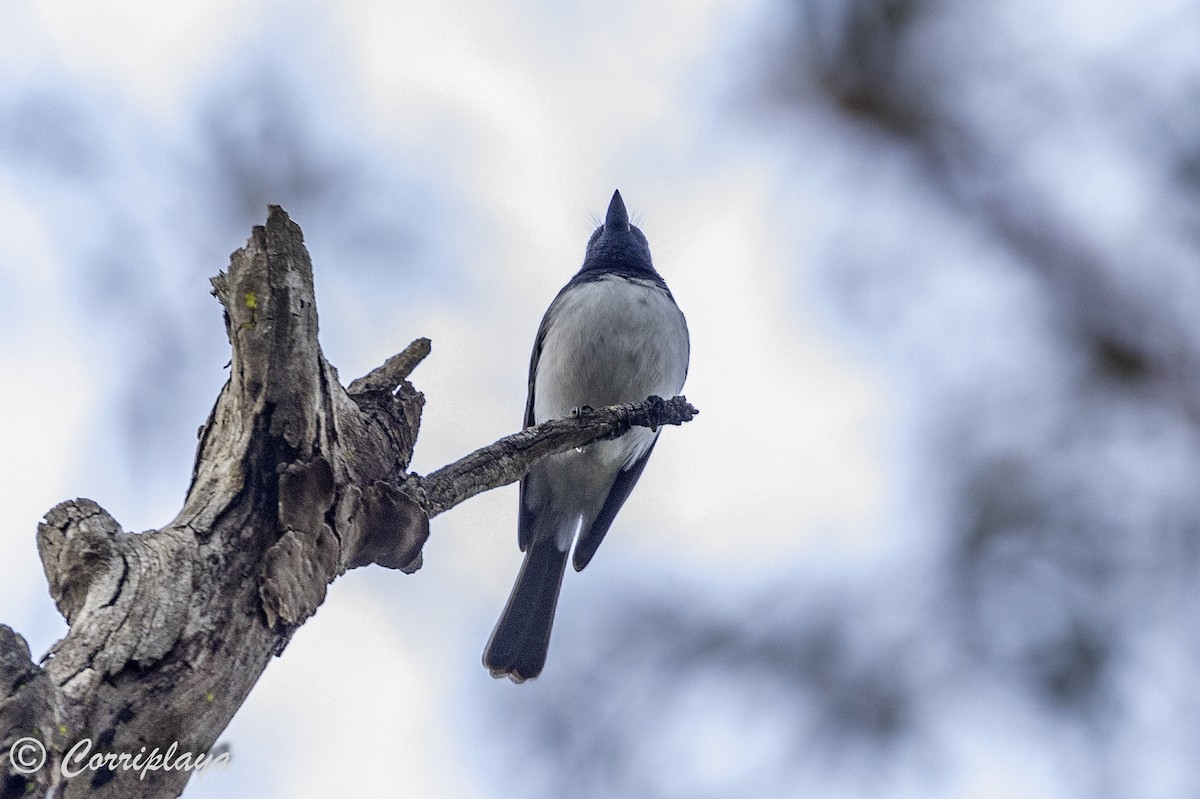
[534,274,689,437]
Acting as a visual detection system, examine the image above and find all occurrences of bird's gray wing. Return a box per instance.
[572,434,659,571]
[517,295,560,552]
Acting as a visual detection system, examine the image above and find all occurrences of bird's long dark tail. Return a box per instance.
[483,538,569,682]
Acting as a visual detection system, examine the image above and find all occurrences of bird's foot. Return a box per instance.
[570,405,594,418]
[645,395,665,431]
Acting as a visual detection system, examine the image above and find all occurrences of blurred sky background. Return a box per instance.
[4,0,1200,796]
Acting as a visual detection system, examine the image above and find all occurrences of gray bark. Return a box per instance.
[0,206,697,798]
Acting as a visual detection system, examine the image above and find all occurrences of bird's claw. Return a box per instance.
[646,395,665,431]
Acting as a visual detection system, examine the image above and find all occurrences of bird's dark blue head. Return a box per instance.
[579,190,657,278]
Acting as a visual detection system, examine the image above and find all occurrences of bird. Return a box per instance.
[483,189,690,682]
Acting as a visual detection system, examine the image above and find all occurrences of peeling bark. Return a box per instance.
[0,206,697,798]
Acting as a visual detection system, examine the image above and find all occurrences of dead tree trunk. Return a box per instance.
[0,206,697,799]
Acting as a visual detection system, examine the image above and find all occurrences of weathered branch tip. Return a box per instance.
[348,338,432,395]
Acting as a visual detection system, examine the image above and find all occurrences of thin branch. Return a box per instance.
[413,395,699,518]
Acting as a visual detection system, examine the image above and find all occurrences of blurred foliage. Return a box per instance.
[485,1,1200,796]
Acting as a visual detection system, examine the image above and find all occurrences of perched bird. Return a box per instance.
[484,190,690,682]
